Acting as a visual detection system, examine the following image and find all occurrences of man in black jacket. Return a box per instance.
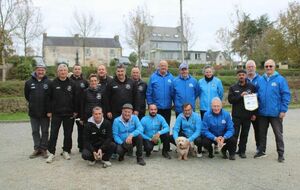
[131,67,147,120]
[228,70,256,158]
[24,63,51,159]
[46,64,78,163]
[106,64,140,121]
[69,64,88,152]
[82,106,116,168]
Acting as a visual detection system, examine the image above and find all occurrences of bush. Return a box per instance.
[16,61,32,80]
[0,80,25,97]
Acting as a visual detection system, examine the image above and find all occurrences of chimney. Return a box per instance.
[114,35,119,42]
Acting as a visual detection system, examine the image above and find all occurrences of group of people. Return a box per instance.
[24,58,291,168]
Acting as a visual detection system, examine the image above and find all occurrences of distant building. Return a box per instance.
[42,33,122,67]
[141,26,188,65]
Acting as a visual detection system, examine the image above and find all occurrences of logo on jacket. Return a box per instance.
[113,85,118,89]
[43,84,48,89]
[30,83,36,89]
[56,86,61,89]
[221,119,226,124]
[138,86,143,91]
[96,93,101,99]
[125,84,131,89]
[189,83,194,88]
[271,82,277,87]
[168,79,172,83]
[67,85,72,91]
[80,82,85,88]
[212,83,216,87]
[101,129,106,134]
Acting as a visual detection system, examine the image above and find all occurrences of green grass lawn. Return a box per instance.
[0,112,29,121]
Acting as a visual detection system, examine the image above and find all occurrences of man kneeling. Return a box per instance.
[82,106,116,168]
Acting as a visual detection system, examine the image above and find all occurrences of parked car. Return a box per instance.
[141,59,150,67]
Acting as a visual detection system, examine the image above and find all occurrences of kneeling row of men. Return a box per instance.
[80,97,235,167]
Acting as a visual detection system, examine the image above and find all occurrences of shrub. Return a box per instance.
[16,61,32,80]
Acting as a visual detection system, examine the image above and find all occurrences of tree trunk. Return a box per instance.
[1,49,6,82]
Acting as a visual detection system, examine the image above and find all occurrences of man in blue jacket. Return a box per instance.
[202,98,236,160]
[172,62,199,116]
[172,103,202,157]
[146,60,174,125]
[245,60,261,152]
[255,59,291,163]
[141,104,171,159]
[112,103,146,166]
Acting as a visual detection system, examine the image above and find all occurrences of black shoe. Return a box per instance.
[239,153,247,159]
[137,157,146,166]
[145,151,151,157]
[221,148,228,159]
[278,155,285,163]
[254,152,267,159]
[208,153,214,158]
[162,151,171,159]
[118,153,124,161]
[229,154,236,160]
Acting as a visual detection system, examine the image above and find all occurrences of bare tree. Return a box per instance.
[0,0,23,81]
[125,6,152,70]
[70,10,101,66]
[179,13,197,50]
[215,27,233,67]
[16,1,44,58]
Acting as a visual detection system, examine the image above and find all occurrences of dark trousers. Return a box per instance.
[116,135,143,158]
[157,109,171,126]
[30,117,50,150]
[170,132,202,153]
[251,118,260,150]
[202,136,236,156]
[75,120,84,150]
[258,116,284,156]
[48,115,74,154]
[143,133,171,153]
[233,117,251,153]
[81,142,116,161]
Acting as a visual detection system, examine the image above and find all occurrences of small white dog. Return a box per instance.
[176,136,190,160]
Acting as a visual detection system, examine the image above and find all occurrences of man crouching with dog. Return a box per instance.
[172,103,202,160]
[141,104,171,159]
[202,97,236,160]
[81,106,116,168]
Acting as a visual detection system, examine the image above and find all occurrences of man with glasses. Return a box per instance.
[254,59,290,163]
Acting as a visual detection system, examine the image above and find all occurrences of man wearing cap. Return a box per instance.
[171,62,199,116]
[255,59,290,162]
[25,62,51,159]
[141,104,171,159]
[105,64,139,121]
[228,70,256,158]
[69,64,88,152]
[46,64,78,163]
[146,60,174,126]
[112,103,146,166]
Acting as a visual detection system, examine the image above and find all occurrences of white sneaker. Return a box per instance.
[101,160,112,168]
[46,153,55,163]
[88,161,96,166]
[62,151,71,160]
[197,153,203,158]
[153,145,159,152]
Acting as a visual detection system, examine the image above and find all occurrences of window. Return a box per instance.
[174,34,179,38]
[152,33,157,36]
[110,49,115,57]
[85,48,91,57]
[157,33,162,37]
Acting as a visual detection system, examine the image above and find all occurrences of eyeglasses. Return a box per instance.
[265,65,273,68]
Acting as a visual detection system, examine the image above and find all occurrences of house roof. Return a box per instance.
[43,35,121,48]
[148,26,187,43]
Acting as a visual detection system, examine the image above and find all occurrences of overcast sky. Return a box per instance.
[31,0,297,56]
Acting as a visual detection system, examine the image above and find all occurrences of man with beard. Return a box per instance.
[141,104,171,159]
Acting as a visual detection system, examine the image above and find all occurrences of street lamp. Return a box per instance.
[180,0,185,63]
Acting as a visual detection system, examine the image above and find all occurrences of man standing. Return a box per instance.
[245,60,261,152]
[255,59,290,163]
[131,67,147,120]
[46,64,78,163]
[82,107,116,168]
[97,64,113,92]
[228,70,256,158]
[172,103,202,157]
[106,64,139,121]
[69,64,88,152]
[113,104,145,166]
[146,60,174,125]
[141,104,171,159]
[202,98,236,160]
[172,62,199,116]
[24,63,51,159]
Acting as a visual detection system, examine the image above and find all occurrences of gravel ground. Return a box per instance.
[0,109,300,190]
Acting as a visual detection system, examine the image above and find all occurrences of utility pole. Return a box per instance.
[180,0,184,63]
